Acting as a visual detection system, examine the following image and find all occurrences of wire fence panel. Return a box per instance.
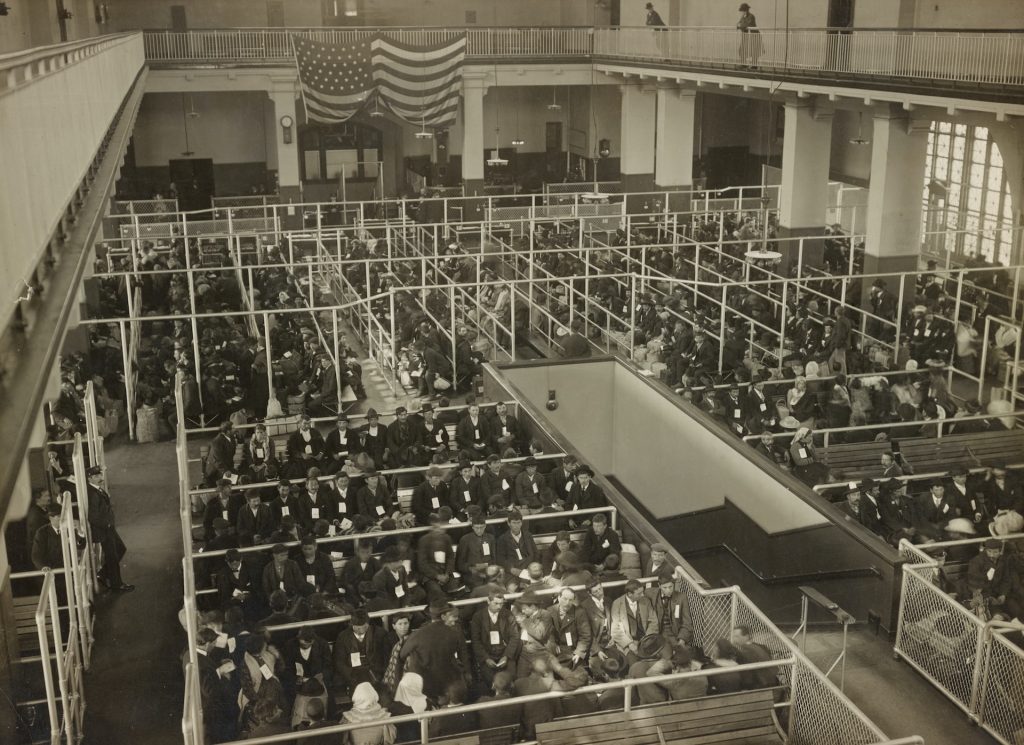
[896,566,983,712]
[789,657,889,745]
[685,589,733,658]
[733,595,795,688]
[978,630,1024,744]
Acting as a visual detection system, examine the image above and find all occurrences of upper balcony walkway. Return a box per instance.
[141,26,1024,105]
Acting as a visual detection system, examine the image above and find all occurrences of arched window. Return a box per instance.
[300,121,382,183]
[922,122,1015,266]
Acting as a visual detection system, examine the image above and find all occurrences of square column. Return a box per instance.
[655,85,696,211]
[270,88,301,202]
[864,109,928,276]
[620,83,657,199]
[777,99,833,270]
[461,77,486,196]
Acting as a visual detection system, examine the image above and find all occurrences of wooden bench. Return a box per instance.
[536,689,779,745]
[817,440,893,480]
[13,594,45,655]
[819,428,1024,482]
[941,430,1024,467]
[399,725,518,745]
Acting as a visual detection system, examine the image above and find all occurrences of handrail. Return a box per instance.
[261,574,654,632]
[1,32,141,91]
[187,450,568,494]
[744,410,1024,442]
[190,502,611,560]
[812,462,1024,492]
[193,659,795,745]
[0,31,137,65]
[141,27,1024,89]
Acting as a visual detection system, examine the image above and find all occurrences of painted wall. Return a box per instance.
[829,109,873,184]
[568,84,621,159]
[105,0,320,29]
[500,362,616,473]
[133,91,271,166]
[608,365,826,532]
[914,0,1024,29]
[503,360,827,534]
[670,0,828,29]
[0,0,35,53]
[104,0,566,30]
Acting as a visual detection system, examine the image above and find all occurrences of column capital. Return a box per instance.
[463,73,490,93]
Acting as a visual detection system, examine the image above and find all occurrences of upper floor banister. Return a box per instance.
[141,25,1024,94]
[593,26,1024,89]
[141,26,595,64]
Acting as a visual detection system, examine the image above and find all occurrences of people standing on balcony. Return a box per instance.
[737,3,761,69]
[645,3,665,27]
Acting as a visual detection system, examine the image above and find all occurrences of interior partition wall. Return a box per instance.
[497,358,903,631]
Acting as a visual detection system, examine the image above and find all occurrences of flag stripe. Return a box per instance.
[372,63,463,86]
[375,77,462,103]
[382,98,461,120]
[384,107,460,129]
[372,36,467,61]
[305,100,358,123]
[371,46,465,75]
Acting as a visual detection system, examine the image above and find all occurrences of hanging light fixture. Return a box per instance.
[849,111,870,146]
[414,114,432,139]
[487,127,508,166]
[547,87,561,111]
[487,74,508,166]
[343,0,358,16]
[369,94,383,118]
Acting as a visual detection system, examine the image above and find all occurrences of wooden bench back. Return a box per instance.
[820,428,1024,481]
[536,689,777,745]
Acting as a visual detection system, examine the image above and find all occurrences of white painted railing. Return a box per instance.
[143,26,594,63]
[142,26,1024,86]
[593,27,1024,86]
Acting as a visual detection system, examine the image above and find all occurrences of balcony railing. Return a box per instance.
[593,27,1024,86]
[142,26,593,63]
[142,26,1024,88]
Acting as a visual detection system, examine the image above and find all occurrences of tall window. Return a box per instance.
[921,122,1015,266]
[300,122,382,183]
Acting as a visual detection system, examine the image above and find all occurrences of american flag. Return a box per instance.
[291,33,466,129]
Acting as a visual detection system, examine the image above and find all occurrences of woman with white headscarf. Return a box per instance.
[786,376,817,427]
[342,682,396,745]
[789,428,829,486]
[389,671,430,742]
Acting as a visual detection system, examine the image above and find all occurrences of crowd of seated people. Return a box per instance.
[829,465,1024,548]
[314,233,491,398]
[89,240,368,441]
[191,413,782,742]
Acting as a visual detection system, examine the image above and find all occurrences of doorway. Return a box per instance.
[827,0,855,28]
[826,0,854,70]
[170,5,187,32]
[169,159,215,211]
[267,1,285,26]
